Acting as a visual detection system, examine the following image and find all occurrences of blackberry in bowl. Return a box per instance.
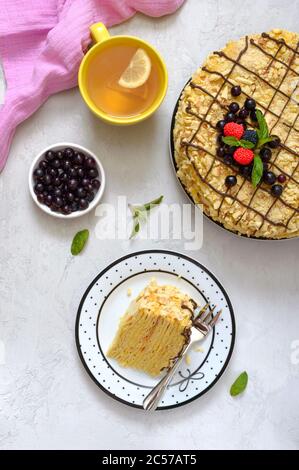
[29,143,105,218]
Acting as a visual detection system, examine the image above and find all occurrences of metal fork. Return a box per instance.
[143,302,222,411]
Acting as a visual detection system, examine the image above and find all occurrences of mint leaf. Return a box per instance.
[230,371,248,396]
[222,136,240,146]
[130,218,140,239]
[129,196,163,239]
[258,136,274,147]
[255,109,269,141]
[134,195,164,213]
[251,155,263,187]
[222,136,254,149]
[239,139,255,149]
[129,207,147,239]
[71,229,89,255]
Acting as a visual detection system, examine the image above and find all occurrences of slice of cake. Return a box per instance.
[107,279,194,376]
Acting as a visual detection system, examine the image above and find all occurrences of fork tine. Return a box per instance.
[194,302,210,319]
[208,309,222,328]
[201,305,216,323]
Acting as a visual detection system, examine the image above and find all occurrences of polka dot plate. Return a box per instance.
[75,250,235,410]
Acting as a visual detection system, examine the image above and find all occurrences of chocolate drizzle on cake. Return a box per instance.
[180,32,299,234]
[181,297,198,317]
[165,300,195,371]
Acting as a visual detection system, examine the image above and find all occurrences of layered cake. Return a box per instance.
[174,30,299,239]
[107,279,194,376]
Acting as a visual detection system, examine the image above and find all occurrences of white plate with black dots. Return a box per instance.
[75,250,235,410]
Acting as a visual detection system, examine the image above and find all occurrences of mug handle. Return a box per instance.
[90,22,110,43]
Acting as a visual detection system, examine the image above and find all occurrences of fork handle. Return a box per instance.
[143,343,192,411]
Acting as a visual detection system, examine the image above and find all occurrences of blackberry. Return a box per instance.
[243,129,258,145]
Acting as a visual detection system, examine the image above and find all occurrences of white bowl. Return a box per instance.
[29,142,105,219]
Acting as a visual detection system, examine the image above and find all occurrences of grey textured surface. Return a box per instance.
[0,0,299,450]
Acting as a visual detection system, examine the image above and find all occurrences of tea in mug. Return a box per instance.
[86,44,161,118]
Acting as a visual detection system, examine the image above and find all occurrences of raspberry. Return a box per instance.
[233,147,254,165]
[223,122,244,140]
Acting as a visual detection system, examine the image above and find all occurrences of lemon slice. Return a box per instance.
[118,48,151,89]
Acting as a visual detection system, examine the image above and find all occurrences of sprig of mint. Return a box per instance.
[255,109,274,148]
[129,195,163,239]
[222,136,255,149]
[230,371,248,396]
[71,229,89,255]
[251,109,275,186]
[251,155,263,187]
[255,109,269,141]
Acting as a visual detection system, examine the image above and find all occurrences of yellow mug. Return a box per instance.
[78,22,168,125]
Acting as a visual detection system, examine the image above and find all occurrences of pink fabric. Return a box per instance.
[0,0,184,172]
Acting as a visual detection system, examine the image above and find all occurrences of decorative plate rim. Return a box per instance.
[169,80,297,242]
[75,249,236,410]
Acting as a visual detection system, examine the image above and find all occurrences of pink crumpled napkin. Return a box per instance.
[0,0,184,172]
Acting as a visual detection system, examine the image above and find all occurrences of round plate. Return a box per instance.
[75,250,235,410]
[169,80,292,241]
